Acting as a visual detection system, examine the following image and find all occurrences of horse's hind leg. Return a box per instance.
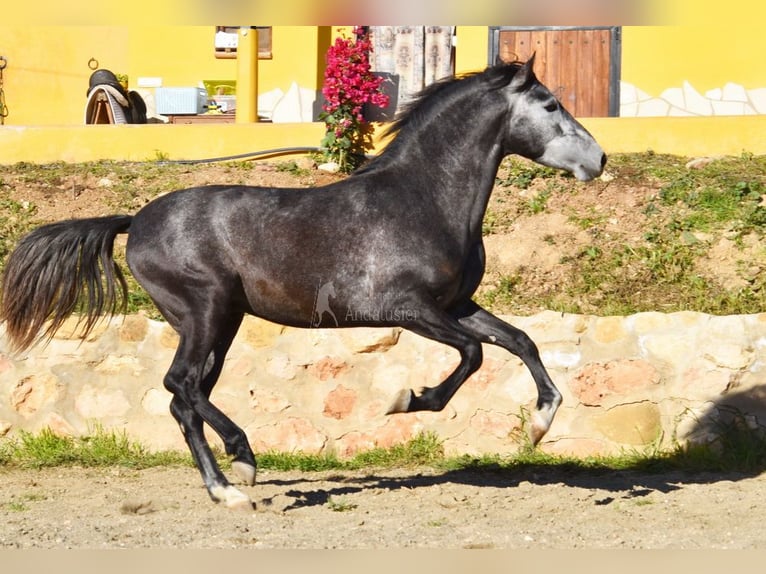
[192,313,257,485]
[163,311,257,509]
[452,300,562,445]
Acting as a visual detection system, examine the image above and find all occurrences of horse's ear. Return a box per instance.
[509,52,537,91]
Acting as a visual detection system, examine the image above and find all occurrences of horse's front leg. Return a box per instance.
[451,300,562,445]
[385,303,484,414]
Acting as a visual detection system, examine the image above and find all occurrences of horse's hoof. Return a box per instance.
[232,461,257,486]
[528,404,557,446]
[210,484,256,511]
[227,496,257,512]
[385,388,413,414]
[528,423,546,446]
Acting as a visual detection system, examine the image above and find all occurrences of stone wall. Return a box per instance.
[2,311,766,458]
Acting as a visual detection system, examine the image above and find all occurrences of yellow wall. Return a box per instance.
[0,26,129,125]
[1,116,764,165]
[455,26,490,74]
[621,26,765,95]
[126,26,330,94]
[0,26,331,126]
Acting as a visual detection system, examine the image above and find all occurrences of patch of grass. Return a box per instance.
[1,492,48,513]
[255,451,344,473]
[346,430,445,469]
[274,160,311,177]
[1,427,191,470]
[256,431,445,472]
[476,274,523,310]
[0,197,39,272]
[482,207,501,235]
[496,157,560,190]
[150,150,170,162]
[326,496,358,512]
[5,422,766,478]
[4,501,29,512]
[523,185,552,215]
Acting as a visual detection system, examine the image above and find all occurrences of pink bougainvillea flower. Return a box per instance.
[320,27,390,172]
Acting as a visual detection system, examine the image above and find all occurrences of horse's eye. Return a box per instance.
[544,103,558,113]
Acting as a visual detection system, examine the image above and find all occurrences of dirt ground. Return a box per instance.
[2,464,766,549]
[2,157,766,550]
[2,154,759,317]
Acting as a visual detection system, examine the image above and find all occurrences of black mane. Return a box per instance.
[354,61,525,176]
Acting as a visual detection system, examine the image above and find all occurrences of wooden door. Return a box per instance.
[493,27,619,117]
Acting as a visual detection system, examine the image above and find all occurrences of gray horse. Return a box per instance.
[1,55,605,509]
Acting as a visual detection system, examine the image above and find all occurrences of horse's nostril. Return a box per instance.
[600,153,607,168]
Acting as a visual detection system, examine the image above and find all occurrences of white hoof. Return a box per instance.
[210,484,255,511]
[232,461,257,486]
[528,401,560,446]
[386,389,413,414]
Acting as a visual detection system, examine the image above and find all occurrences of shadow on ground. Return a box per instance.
[257,384,766,511]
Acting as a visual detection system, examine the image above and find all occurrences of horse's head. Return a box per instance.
[500,54,606,181]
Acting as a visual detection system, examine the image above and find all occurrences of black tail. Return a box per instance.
[0,215,132,352]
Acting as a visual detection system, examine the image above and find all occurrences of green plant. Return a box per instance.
[2,426,192,469]
[4,501,29,512]
[475,274,523,312]
[274,160,310,177]
[150,150,170,162]
[496,157,559,190]
[327,496,358,512]
[5,420,766,477]
[319,27,389,172]
[524,187,551,214]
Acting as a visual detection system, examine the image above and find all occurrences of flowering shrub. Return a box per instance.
[320,27,389,172]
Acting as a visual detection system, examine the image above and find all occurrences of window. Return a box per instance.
[214,26,272,59]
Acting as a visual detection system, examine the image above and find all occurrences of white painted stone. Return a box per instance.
[619,82,651,102]
[747,87,766,113]
[271,82,316,123]
[637,98,670,117]
[705,87,723,100]
[318,162,340,173]
[619,81,639,104]
[668,106,695,117]
[256,88,284,120]
[620,102,639,117]
[722,82,748,102]
[683,81,713,115]
[712,100,748,115]
[660,87,685,109]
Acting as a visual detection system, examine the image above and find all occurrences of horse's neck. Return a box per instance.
[404,117,506,239]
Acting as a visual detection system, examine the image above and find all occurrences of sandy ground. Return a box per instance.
[2,464,766,549]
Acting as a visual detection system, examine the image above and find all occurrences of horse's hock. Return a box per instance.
[2,311,766,457]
